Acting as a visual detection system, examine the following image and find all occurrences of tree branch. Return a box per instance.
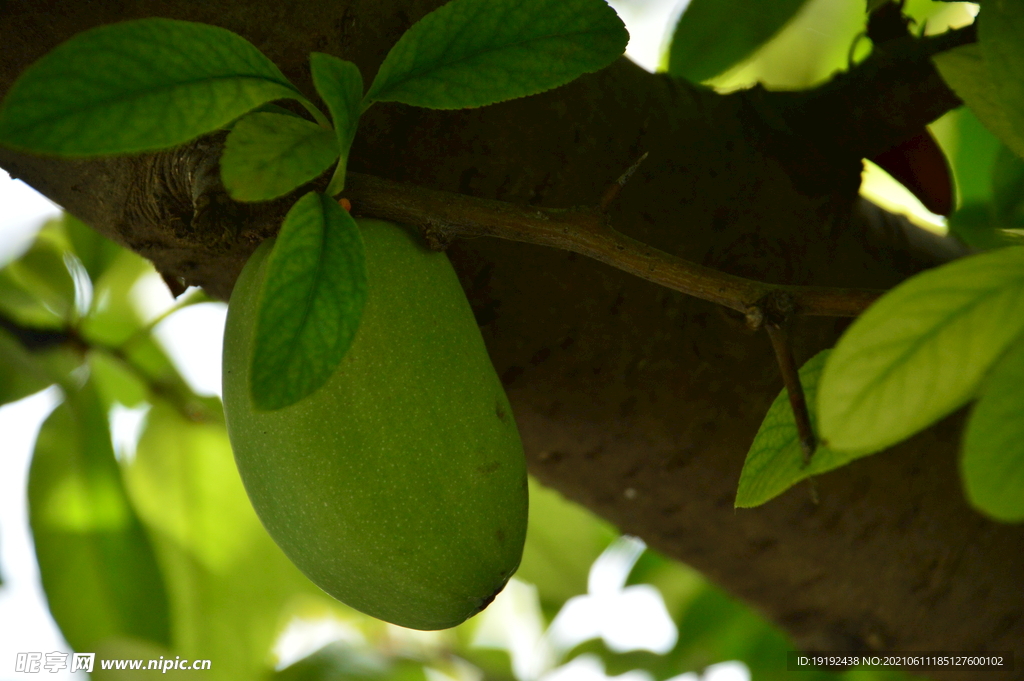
[0,309,220,423]
[344,172,884,320]
[760,23,975,164]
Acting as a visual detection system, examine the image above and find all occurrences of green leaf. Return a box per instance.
[991,144,1024,226]
[251,192,367,410]
[736,350,881,508]
[126,402,328,681]
[947,203,1024,250]
[220,112,340,202]
[112,328,224,423]
[310,53,364,194]
[222,102,309,130]
[77,249,155,346]
[28,380,171,651]
[63,213,123,284]
[961,337,1024,522]
[0,328,53,406]
[0,19,311,155]
[364,0,627,109]
[273,642,427,681]
[128,403,263,571]
[934,43,1024,159]
[949,108,1002,207]
[0,232,76,327]
[72,249,223,421]
[667,0,811,83]
[818,246,1024,453]
[981,0,1024,159]
[89,349,149,409]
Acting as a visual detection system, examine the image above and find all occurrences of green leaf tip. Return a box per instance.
[365,0,628,110]
[978,0,1024,159]
[934,43,1024,160]
[667,0,811,83]
[310,54,365,195]
[962,337,1024,523]
[736,350,880,509]
[250,192,368,411]
[818,245,1024,454]
[0,18,307,156]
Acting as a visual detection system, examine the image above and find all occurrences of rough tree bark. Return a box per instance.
[2,3,1021,679]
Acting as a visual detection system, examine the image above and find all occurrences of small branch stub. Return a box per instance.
[599,151,649,212]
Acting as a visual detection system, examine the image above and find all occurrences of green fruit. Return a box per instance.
[222,219,528,630]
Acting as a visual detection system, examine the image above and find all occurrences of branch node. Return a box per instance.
[422,222,453,251]
[763,289,796,324]
[744,306,765,331]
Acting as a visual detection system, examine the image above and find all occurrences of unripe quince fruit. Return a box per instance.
[222,219,527,630]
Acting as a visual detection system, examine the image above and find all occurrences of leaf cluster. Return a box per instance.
[725,2,1024,524]
[0,0,628,410]
[740,244,1024,522]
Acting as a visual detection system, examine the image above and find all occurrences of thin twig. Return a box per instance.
[344,172,883,320]
[0,310,218,423]
[115,287,213,354]
[761,292,817,465]
[599,152,649,212]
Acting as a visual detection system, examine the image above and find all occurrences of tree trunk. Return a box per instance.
[2,3,1021,678]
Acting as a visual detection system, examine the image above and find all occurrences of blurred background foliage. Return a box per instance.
[0,0,1005,679]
